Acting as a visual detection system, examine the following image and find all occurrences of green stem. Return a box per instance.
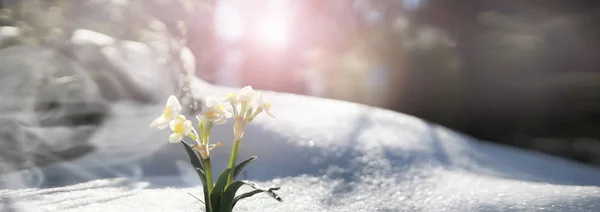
[226,139,242,186]
[231,101,238,117]
[200,122,213,145]
[202,158,215,193]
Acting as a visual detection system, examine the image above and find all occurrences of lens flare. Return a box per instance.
[255,14,289,48]
[214,0,244,42]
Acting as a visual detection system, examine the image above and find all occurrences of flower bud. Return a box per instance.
[233,116,247,141]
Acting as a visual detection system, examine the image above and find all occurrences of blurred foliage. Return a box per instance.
[416,0,600,164]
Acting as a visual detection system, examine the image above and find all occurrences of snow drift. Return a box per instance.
[2,80,600,212]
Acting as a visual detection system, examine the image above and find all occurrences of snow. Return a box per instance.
[2,79,600,211]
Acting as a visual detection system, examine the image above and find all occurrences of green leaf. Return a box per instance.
[218,181,246,212]
[187,192,204,204]
[180,141,211,211]
[180,141,204,171]
[210,168,232,212]
[220,181,283,212]
[233,186,281,207]
[233,156,257,180]
[194,168,212,212]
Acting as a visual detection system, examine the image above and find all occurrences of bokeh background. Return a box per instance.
[1,0,599,167]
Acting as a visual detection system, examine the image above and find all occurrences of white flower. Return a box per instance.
[198,96,232,125]
[224,93,239,116]
[224,93,238,102]
[168,116,193,143]
[150,95,182,129]
[237,86,258,104]
[256,92,275,118]
[234,86,258,118]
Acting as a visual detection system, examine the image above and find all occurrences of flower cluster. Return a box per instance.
[150,86,273,159]
[225,86,275,141]
[149,86,281,212]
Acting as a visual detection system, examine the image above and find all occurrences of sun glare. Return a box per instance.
[255,14,289,48]
[214,0,290,48]
[214,0,244,42]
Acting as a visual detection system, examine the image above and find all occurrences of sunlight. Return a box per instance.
[214,0,244,42]
[254,13,289,48]
[213,0,291,48]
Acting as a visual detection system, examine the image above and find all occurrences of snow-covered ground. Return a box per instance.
[2,80,600,211]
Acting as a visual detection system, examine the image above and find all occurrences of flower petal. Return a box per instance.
[196,114,208,122]
[205,96,221,107]
[240,86,254,94]
[150,116,169,129]
[167,95,182,117]
[222,110,233,119]
[256,91,264,102]
[224,93,237,102]
[169,119,179,131]
[265,109,276,118]
[214,118,227,125]
[183,120,193,135]
[166,95,179,107]
[237,86,257,102]
[169,133,183,143]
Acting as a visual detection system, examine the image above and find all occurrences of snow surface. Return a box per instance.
[2,79,600,211]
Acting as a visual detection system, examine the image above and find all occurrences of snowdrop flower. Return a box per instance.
[237,86,258,103]
[246,92,275,122]
[224,93,238,102]
[168,116,193,143]
[236,86,258,116]
[150,95,182,129]
[256,92,275,118]
[198,96,232,125]
[224,93,239,116]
